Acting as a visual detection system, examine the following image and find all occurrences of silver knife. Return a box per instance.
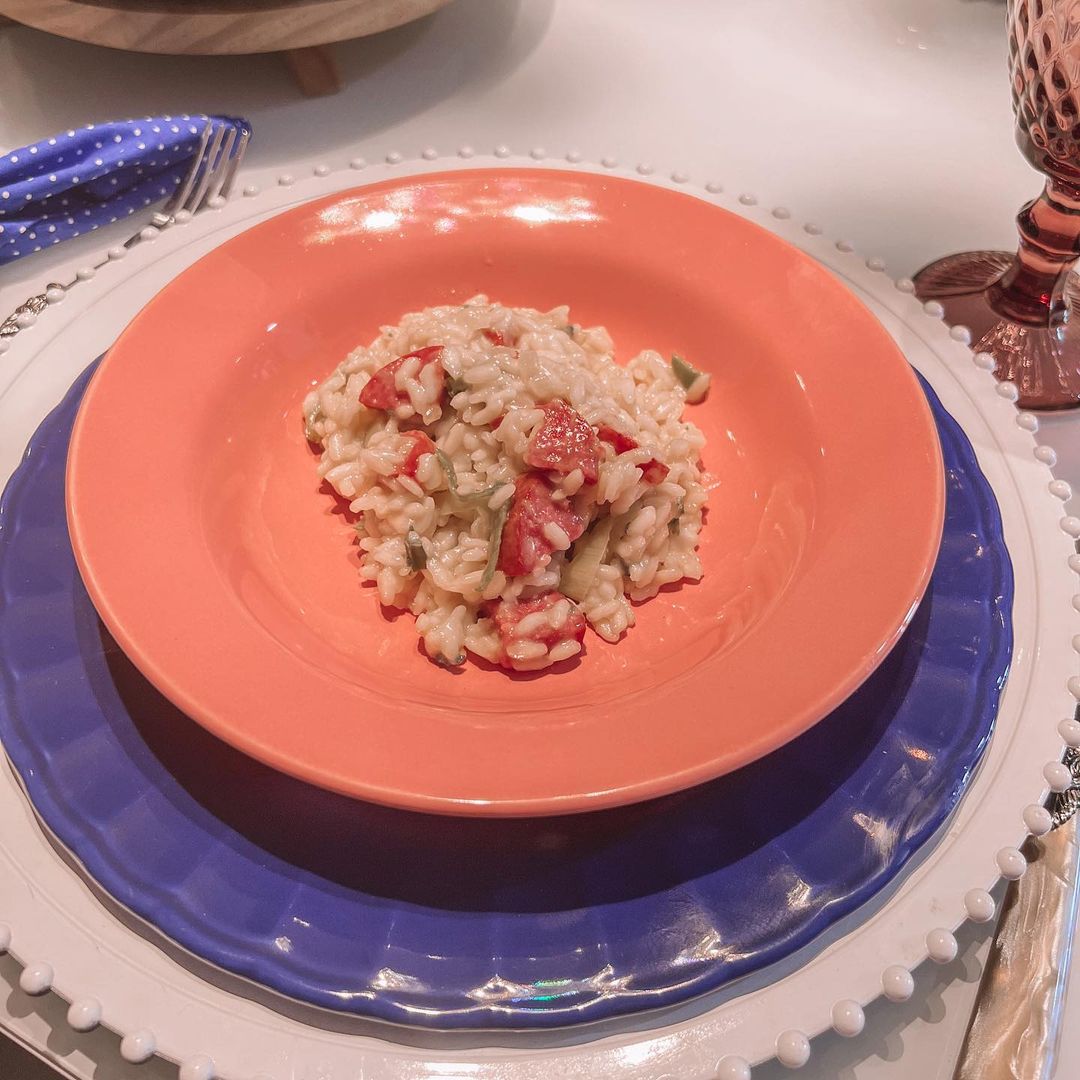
[953,744,1080,1079]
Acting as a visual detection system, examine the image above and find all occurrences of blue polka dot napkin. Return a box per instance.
[0,114,249,265]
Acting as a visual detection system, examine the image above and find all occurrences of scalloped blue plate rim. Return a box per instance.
[0,361,1012,1029]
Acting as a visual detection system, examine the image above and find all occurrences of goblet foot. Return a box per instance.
[914,250,1080,411]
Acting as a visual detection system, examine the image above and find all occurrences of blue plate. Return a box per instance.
[0,363,1011,1029]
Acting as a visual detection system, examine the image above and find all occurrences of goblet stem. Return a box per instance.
[988,176,1080,330]
[913,176,1080,410]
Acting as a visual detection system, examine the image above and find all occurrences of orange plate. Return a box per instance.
[67,170,945,816]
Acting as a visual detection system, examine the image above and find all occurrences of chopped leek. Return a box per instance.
[404,527,427,571]
[479,498,512,591]
[671,354,711,404]
[671,354,702,388]
[606,504,640,543]
[560,517,613,602]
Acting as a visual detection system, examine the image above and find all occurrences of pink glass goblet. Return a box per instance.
[914,0,1080,410]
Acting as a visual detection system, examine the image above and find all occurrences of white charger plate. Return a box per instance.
[0,149,1076,1078]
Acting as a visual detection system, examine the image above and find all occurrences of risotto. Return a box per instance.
[302,296,710,672]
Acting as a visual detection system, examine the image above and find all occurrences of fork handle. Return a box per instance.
[0,285,63,339]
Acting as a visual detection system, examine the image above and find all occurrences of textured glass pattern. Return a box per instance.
[1010,0,1080,175]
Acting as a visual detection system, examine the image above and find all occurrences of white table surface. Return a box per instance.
[0,1,1076,1077]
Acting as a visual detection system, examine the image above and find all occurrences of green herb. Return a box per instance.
[479,497,512,591]
[668,496,684,535]
[433,652,465,668]
[474,483,505,502]
[404,527,427,571]
[435,449,501,504]
[435,449,459,494]
[446,375,469,397]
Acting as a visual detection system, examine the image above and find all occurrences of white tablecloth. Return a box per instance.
[0,1,1075,1076]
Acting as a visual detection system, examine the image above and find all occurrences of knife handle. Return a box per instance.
[953,816,1080,1079]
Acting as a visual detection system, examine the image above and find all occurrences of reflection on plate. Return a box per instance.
[66,170,944,814]
[0,363,1009,1027]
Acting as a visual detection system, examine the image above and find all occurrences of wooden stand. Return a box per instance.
[282,45,342,98]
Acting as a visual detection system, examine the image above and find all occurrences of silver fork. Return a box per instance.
[0,118,249,341]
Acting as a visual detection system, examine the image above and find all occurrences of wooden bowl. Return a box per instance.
[0,0,452,54]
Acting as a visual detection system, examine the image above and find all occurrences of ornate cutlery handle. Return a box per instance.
[953,748,1080,1079]
[0,285,63,340]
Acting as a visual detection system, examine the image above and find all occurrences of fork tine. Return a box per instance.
[201,126,238,207]
[185,122,227,215]
[164,121,213,218]
[216,127,250,202]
